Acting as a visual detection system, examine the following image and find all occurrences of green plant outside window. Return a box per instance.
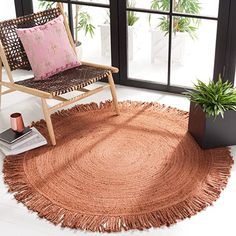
[38,0,95,38]
[150,0,201,39]
[127,1,139,26]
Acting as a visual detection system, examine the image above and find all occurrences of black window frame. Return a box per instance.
[224,0,236,84]
[14,0,34,16]
[13,0,236,92]
[119,0,232,94]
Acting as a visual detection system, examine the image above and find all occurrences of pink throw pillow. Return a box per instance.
[16,15,81,80]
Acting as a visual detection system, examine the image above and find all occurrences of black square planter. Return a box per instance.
[188,102,236,149]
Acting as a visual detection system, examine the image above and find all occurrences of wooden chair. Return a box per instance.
[0,3,119,146]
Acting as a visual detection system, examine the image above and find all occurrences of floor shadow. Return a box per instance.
[130,132,234,216]
[30,105,169,187]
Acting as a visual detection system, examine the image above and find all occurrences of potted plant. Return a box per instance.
[185,78,236,149]
[100,0,139,60]
[75,8,95,39]
[74,7,95,58]
[149,0,201,64]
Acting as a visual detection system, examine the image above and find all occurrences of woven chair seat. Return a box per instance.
[15,65,110,96]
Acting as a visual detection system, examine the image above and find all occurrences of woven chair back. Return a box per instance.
[0,8,61,71]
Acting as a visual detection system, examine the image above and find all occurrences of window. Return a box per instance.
[11,0,236,93]
[124,0,220,90]
[72,4,111,65]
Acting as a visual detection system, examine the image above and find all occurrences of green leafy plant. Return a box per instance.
[150,0,201,39]
[76,12,95,38]
[184,77,236,118]
[150,0,169,11]
[38,0,56,9]
[38,0,95,38]
[127,1,139,26]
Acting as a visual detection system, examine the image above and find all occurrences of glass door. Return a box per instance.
[119,0,226,92]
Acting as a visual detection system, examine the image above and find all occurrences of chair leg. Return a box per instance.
[41,98,56,146]
[107,72,119,115]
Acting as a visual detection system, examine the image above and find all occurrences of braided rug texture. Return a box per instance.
[3,101,233,232]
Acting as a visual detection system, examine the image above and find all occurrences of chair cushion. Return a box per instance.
[15,65,110,96]
[16,15,80,80]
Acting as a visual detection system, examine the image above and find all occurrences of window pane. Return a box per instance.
[170,17,217,87]
[127,0,170,12]
[128,12,168,84]
[173,0,219,17]
[0,0,15,21]
[73,5,111,65]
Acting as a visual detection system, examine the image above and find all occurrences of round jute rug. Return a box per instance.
[3,101,233,232]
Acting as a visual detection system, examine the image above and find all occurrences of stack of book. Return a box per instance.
[0,127,47,155]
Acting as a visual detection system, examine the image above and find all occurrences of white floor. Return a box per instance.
[0,70,235,236]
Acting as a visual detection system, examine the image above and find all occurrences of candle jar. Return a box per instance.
[10,113,25,133]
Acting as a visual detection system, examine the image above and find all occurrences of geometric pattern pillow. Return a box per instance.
[16,15,81,80]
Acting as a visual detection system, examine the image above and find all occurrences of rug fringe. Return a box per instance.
[29,100,189,144]
[48,100,189,122]
[3,145,233,232]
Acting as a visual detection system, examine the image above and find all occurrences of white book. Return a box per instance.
[0,127,47,156]
[0,129,38,150]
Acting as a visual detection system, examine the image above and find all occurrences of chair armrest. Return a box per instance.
[81,61,119,74]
